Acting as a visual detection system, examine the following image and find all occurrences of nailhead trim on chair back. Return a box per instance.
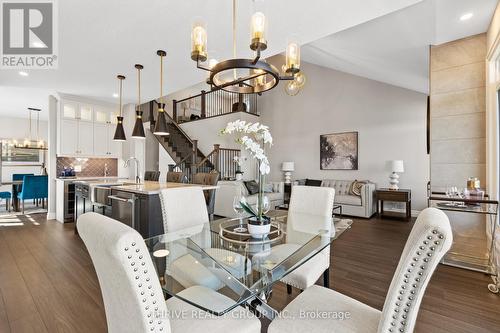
[377,208,452,333]
[78,213,171,333]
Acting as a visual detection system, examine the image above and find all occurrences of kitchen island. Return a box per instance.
[109,181,218,238]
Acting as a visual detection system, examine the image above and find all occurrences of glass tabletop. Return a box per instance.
[428,195,499,215]
[144,212,335,316]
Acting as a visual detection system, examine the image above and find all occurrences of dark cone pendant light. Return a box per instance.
[113,75,127,141]
[153,50,169,136]
[131,64,146,139]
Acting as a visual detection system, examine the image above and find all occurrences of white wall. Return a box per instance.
[260,58,429,210]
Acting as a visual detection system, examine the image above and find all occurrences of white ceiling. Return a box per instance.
[0,0,423,119]
[301,0,498,94]
[0,86,53,120]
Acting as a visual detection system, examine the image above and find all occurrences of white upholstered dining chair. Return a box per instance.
[268,207,452,333]
[280,185,335,293]
[159,186,250,287]
[78,212,260,333]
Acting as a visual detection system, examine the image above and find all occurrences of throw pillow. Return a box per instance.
[244,180,260,195]
[350,180,366,197]
[305,178,322,187]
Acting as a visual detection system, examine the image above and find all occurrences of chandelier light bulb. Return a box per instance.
[191,20,207,61]
[250,0,268,51]
[251,12,265,38]
[286,38,300,74]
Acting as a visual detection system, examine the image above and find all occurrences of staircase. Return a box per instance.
[144,88,258,181]
[149,113,214,179]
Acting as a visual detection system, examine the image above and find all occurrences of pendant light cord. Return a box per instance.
[160,55,164,104]
[119,78,123,116]
[138,67,141,110]
[232,0,237,79]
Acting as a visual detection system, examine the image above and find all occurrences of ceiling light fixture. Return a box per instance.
[14,108,47,150]
[113,75,127,141]
[131,64,146,139]
[112,93,119,98]
[153,50,169,136]
[19,71,29,76]
[460,12,473,21]
[191,0,300,94]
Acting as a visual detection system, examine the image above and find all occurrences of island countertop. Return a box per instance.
[111,181,218,195]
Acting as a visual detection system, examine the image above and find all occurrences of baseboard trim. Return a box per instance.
[47,212,56,220]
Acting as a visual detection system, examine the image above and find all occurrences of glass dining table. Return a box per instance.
[144,211,346,319]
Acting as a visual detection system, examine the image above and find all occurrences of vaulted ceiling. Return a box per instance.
[301,0,498,93]
[0,0,423,119]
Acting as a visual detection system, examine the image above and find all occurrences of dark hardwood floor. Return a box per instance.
[0,213,499,332]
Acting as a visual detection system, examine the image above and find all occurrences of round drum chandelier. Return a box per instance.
[190,0,301,94]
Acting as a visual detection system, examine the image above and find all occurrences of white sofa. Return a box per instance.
[320,179,376,218]
[214,180,284,218]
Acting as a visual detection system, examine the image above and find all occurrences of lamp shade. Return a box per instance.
[153,103,169,136]
[282,161,295,171]
[131,110,146,139]
[388,160,404,173]
[113,116,126,141]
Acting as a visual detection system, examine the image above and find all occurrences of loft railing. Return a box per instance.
[169,144,240,181]
[173,90,258,123]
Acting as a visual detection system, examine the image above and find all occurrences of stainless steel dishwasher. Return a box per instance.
[110,190,138,230]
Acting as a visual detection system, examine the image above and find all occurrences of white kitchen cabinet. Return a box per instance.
[108,124,122,157]
[93,123,109,156]
[78,121,94,155]
[62,102,78,119]
[60,119,79,155]
[57,97,121,157]
[79,105,93,122]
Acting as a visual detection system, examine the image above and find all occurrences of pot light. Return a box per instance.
[19,71,29,76]
[112,93,119,98]
[460,12,473,21]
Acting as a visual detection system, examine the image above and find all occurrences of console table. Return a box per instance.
[376,188,411,221]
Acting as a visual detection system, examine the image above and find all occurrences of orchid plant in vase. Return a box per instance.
[221,120,273,237]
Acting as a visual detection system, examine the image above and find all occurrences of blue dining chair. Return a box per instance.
[0,191,11,211]
[17,175,48,213]
[13,173,35,204]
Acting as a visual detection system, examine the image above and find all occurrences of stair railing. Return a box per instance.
[173,90,258,123]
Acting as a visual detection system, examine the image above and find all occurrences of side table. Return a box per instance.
[376,188,411,221]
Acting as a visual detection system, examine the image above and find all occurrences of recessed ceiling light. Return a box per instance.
[112,93,119,98]
[19,71,29,76]
[460,12,473,21]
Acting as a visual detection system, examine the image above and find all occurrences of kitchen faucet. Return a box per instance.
[104,163,109,177]
[124,157,141,184]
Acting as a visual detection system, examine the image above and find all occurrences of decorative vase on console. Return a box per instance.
[221,120,273,238]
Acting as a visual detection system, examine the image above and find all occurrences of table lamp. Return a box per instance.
[282,162,295,184]
[387,160,404,190]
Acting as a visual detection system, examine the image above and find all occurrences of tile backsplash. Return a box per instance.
[57,157,118,177]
